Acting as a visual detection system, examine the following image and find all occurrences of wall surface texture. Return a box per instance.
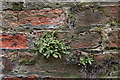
[0,1,120,80]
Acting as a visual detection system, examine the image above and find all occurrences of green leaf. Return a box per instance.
[82,62,86,65]
[56,53,62,59]
[71,58,74,61]
[35,52,38,55]
[65,51,70,54]
[46,54,50,58]
[43,53,47,56]
[33,48,39,50]
[53,54,58,58]
[88,60,92,65]
[39,48,43,53]
[46,50,52,54]
[34,31,70,59]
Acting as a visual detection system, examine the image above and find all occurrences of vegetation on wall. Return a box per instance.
[77,54,94,66]
[34,31,70,59]
[69,53,94,66]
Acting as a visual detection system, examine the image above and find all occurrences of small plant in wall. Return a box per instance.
[69,53,94,66]
[78,54,94,66]
[34,31,69,59]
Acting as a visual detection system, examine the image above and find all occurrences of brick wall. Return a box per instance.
[2,2,119,50]
[1,2,120,79]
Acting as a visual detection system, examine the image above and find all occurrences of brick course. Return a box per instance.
[3,9,65,27]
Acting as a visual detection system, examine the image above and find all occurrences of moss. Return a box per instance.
[69,2,90,15]
[12,2,23,11]
[47,3,63,9]
[97,7,108,14]
[97,6,120,25]
[109,65,118,72]
[68,14,75,18]
[18,58,36,65]
[109,18,120,25]
[108,32,113,36]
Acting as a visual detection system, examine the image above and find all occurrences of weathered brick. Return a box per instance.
[70,7,108,27]
[95,53,120,61]
[70,32,101,49]
[1,2,119,79]
[106,6,119,19]
[106,31,120,48]
[3,9,65,27]
[0,34,28,49]
[2,57,15,72]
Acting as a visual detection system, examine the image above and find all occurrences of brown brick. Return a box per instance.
[72,8,108,27]
[107,6,119,19]
[0,34,28,49]
[106,31,120,48]
[70,32,101,49]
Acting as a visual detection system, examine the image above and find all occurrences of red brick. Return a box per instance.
[2,77,20,80]
[0,34,28,49]
[3,9,65,27]
[22,76,39,80]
